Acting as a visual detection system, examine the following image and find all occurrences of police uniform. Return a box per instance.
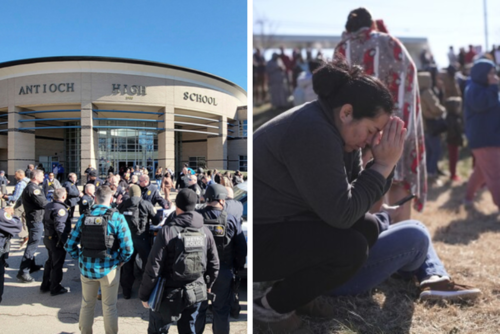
[41,201,70,295]
[79,194,94,217]
[138,189,220,334]
[117,194,156,298]
[86,177,104,188]
[195,206,247,334]
[0,209,22,302]
[141,183,170,209]
[63,180,80,219]
[18,181,48,280]
[113,185,129,204]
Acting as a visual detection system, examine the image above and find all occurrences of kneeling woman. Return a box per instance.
[253,58,406,332]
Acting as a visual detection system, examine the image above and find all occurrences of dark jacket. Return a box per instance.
[197,206,247,270]
[86,177,104,188]
[138,211,220,301]
[464,59,500,149]
[63,181,80,207]
[254,99,392,228]
[0,210,23,256]
[22,181,48,224]
[43,201,71,244]
[141,183,169,209]
[79,194,94,216]
[117,196,156,235]
[225,199,244,226]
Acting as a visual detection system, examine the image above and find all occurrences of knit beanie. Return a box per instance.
[129,184,141,198]
[175,189,197,212]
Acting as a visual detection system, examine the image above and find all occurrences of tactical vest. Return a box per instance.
[122,202,142,235]
[81,208,119,259]
[168,225,207,282]
[203,210,233,265]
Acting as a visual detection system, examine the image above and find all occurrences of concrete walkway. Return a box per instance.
[0,232,248,333]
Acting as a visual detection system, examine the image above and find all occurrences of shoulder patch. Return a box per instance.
[4,212,12,220]
[147,190,151,196]
[96,182,100,187]
[33,189,41,195]
[58,209,66,217]
[82,199,88,205]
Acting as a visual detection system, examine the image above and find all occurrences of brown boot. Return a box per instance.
[254,313,313,334]
[296,296,337,318]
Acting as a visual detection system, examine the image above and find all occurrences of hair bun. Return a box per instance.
[312,57,353,98]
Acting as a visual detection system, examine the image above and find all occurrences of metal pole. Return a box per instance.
[484,0,489,51]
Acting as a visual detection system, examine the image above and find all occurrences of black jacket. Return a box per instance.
[197,206,247,270]
[138,211,219,301]
[43,201,71,244]
[141,183,169,209]
[86,177,104,188]
[225,199,244,226]
[63,181,80,207]
[0,209,23,256]
[117,196,156,235]
[22,181,48,224]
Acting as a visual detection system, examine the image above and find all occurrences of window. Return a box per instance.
[239,155,247,172]
[189,157,206,169]
[239,120,247,138]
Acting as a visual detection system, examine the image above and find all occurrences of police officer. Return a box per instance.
[138,175,170,209]
[111,175,129,205]
[187,174,203,203]
[63,173,83,219]
[86,169,104,188]
[117,184,156,299]
[41,188,71,296]
[0,206,22,303]
[139,189,220,333]
[17,169,48,283]
[79,183,95,217]
[196,184,247,334]
[43,172,62,201]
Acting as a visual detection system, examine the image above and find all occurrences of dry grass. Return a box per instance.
[255,154,500,334]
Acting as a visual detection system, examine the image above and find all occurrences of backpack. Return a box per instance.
[81,208,120,259]
[122,201,142,235]
[168,225,207,282]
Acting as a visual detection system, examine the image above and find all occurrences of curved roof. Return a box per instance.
[0,56,246,95]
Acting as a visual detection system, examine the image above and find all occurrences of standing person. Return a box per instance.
[175,167,190,190]
[41,188,71,296]
[458,47,466,69]
[64,173,83,219]
[232,171,244,186]
[17,169,48,282]
[25,164,34,180]
[336,7,427,219]
[52,164,59,180]
[419,72,447,182]
[465,45,477,65]
[0,206,22,303]
[3,170,29,246]
[84,164,94,182]
[0,171,10,208]
[117,185,156,299]
[253,58,405,332]
[139,189,220,334]
[448,46,458,66]
[445,97,464,182]
[161,171,173,200]
[155,167,163,187]
[64,185,134,334]
[196,184,247,334]
[86,169,103,188]
[463,59,500,209]
[79,184,95,216]
[43,172,62,201]
[57,164,65,182]
[253,48,267,105]
[266,53,289,109]
[139,175,170,209]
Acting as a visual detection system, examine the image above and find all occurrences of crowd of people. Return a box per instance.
[0,162,247,333]
[253,6,496,334]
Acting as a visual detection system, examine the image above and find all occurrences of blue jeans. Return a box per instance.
[425,133,442,175]
[196,267,233,334]
[148,301,201,334]
[18,221,43,276]
[330,220,448,296]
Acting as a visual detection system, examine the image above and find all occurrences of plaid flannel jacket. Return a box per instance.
[64,204,134,279]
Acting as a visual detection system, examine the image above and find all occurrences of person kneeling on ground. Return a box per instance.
[327,205,481,301]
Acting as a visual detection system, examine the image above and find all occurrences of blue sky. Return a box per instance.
[253,0,500,68]
[0,1,247,91]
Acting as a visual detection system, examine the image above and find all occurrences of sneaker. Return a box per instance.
[296,296,337,318]
[17,273,35,283]
[51,286,69,296]
[419,279,481,301]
